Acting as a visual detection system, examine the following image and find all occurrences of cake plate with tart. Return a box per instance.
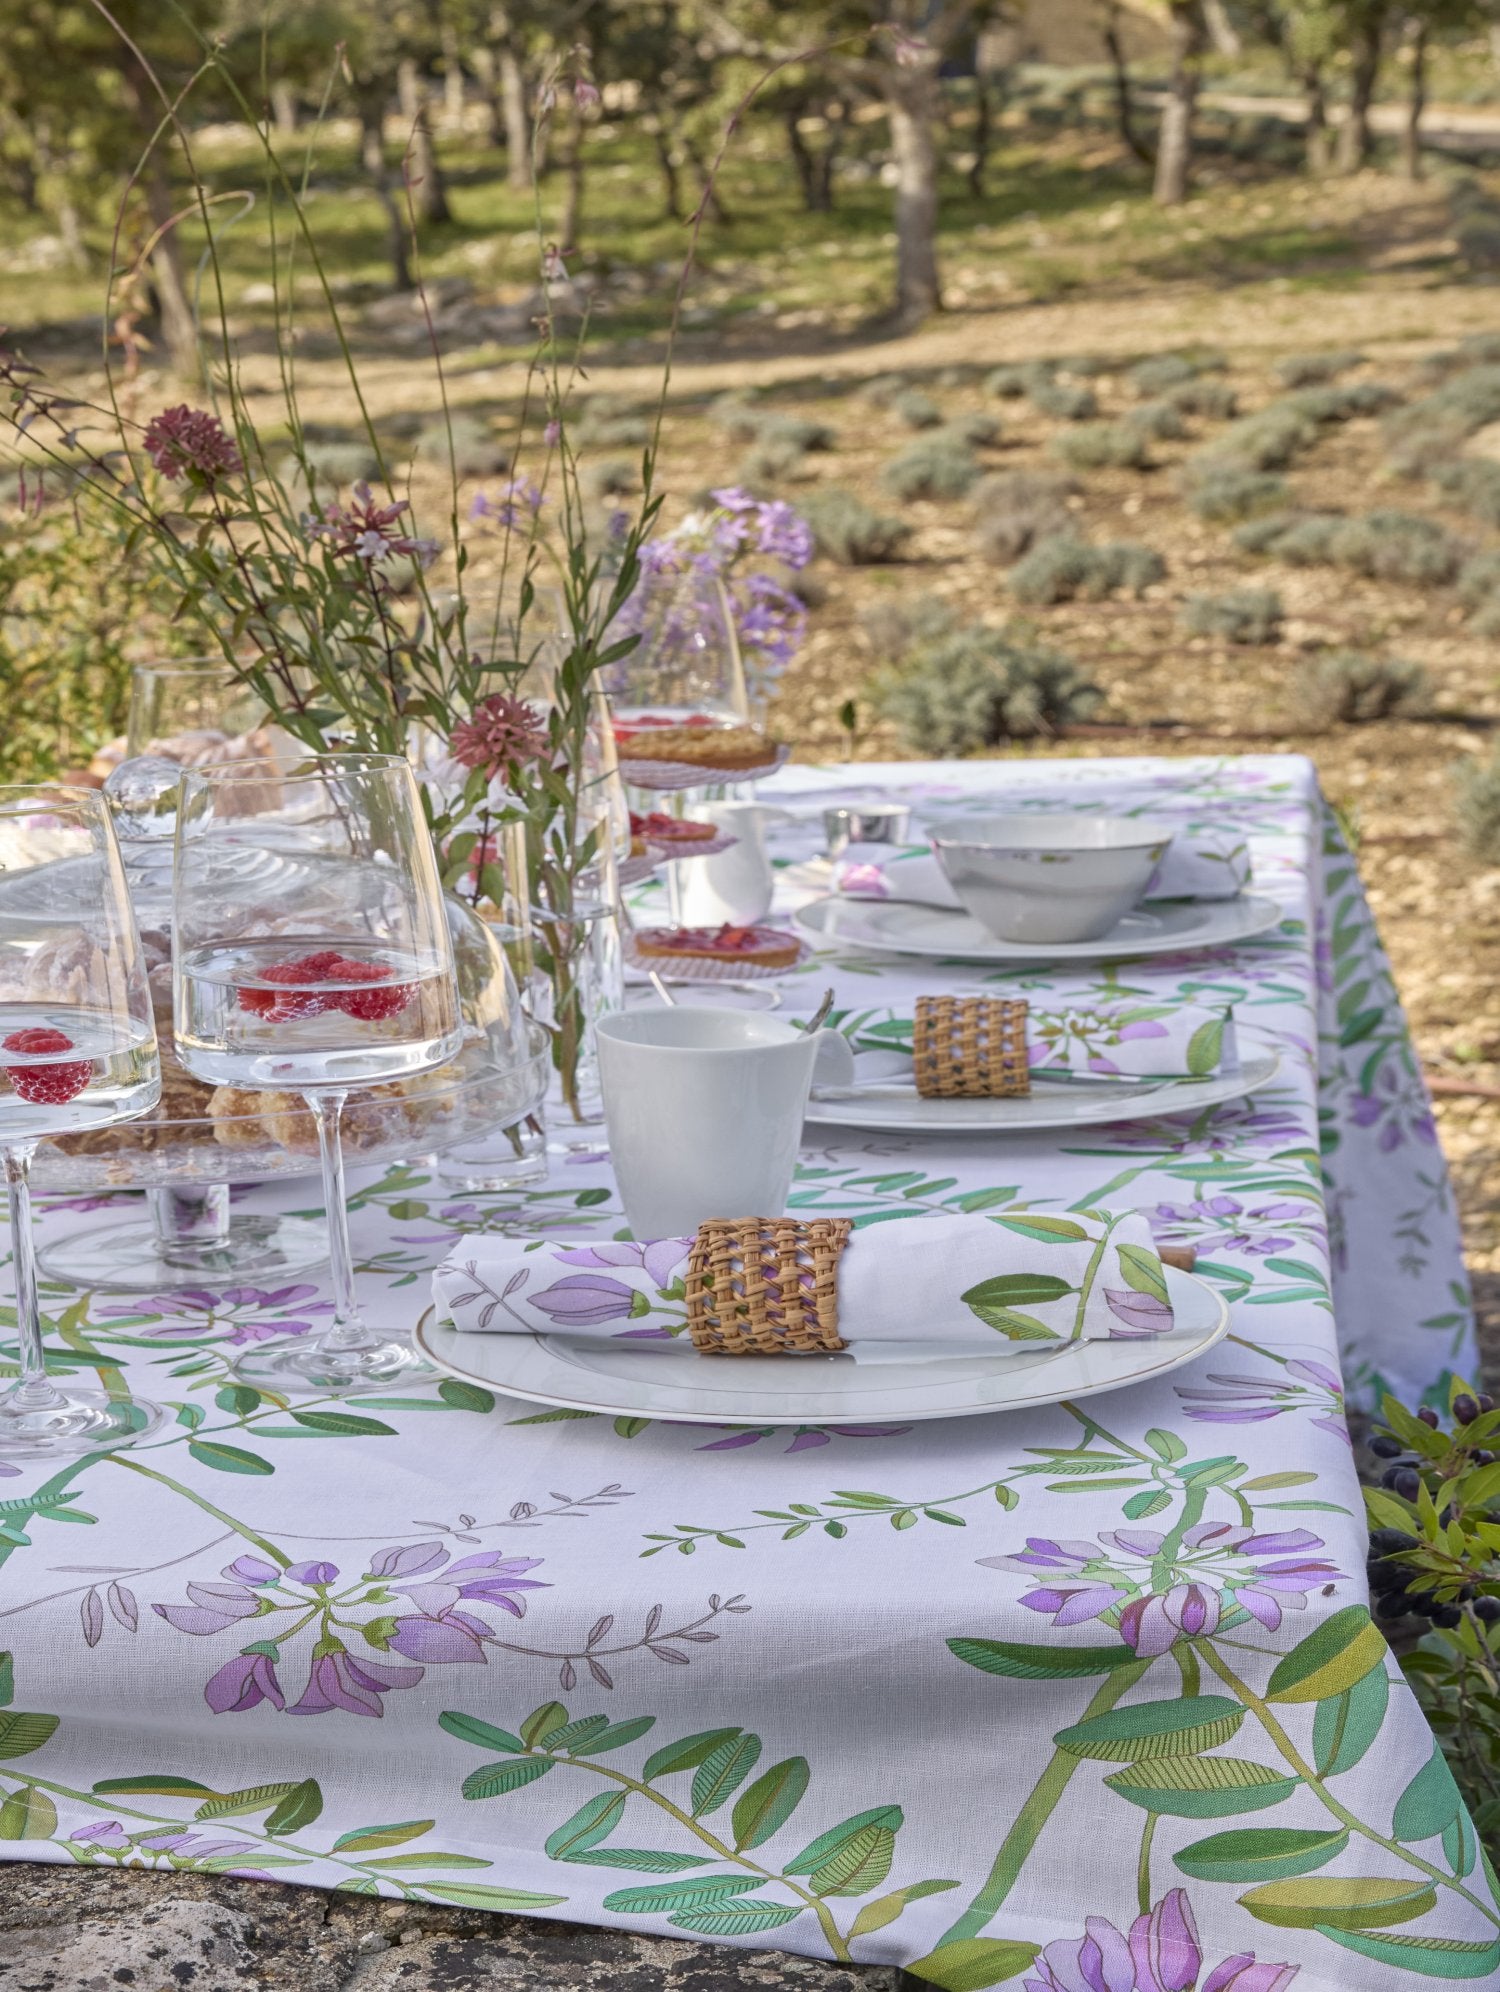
[33,1029,551,1291]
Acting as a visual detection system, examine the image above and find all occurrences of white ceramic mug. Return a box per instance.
[596,1008,846,1238]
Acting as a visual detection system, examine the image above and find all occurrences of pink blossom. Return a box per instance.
[449,692,548,779]
[575,79,600,109]
[143,404,242,484]
[304,481,438,565]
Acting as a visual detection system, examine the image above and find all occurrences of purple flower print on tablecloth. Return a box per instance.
[290,1651,423,1717]
[98,1283,334,1346]
[154,1541,551,1718]
[205,1651,285,1713]
[1346,1059,1438,1154]
[1023,1889,1297,1992]
[1148,1195,1316,1260]
[1176,1358,1348,1443]
[984,1521,1341,1657]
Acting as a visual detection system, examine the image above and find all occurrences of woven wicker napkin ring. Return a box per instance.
[685,1218,854,1356]
[912,995,1031,1099]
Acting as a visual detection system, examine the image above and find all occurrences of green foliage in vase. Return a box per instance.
[971,469,1077,562]
[872,621,1101,757]
[880,433,980,501]
[1009,532,1165,605]
[0,37,675,1124]
[800,489,911,566]
[1294,651,1430,731]
[1180,588,1284,646]
[1362,1382,1500,1840]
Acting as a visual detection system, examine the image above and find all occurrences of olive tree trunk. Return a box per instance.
[1402,19,1428,181]
[358,93,413,292]
[397,58,451,224]
[885,61,942,323]
[1336,12,1385,173]
[1154,1,1206,206]
[1099,1,1152,165]
[118,56,199,379]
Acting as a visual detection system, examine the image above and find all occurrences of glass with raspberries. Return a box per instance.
[0,787,165,1457]
[173,754,463,1390]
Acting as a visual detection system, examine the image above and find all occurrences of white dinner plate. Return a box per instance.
[793,892,1285,965]
[415,1265,1229,1427]
[806,1041,1281,1134]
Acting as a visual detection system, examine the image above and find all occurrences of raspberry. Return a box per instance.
[238,952,343,1020]
[330,957,414,1022]
[2,1027,92,1106]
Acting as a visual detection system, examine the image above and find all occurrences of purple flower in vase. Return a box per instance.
[289,1648,422,1718]
[204,1651,285,1714]
[530,1274,640,1326]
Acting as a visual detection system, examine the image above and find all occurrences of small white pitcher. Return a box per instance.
[675,801,792,928]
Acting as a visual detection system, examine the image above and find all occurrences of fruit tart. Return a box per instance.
[629,809,718,850]
[634,923,801,970]
[615,725,777,774]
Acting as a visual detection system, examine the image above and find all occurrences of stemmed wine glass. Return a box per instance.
[39,658,328,1295]
[0,787,165,1457]
[172,752,463,1391]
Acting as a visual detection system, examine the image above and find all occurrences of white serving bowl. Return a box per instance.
[930,814,1174,945]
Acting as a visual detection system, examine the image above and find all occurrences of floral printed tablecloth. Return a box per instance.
[1,754,1491,1992]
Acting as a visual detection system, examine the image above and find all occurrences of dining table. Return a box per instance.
[0,753,1492,1992]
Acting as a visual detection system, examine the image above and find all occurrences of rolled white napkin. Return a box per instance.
[830,999,1237,1083]
[835,828,1250,910]
[431,1210,1175,1364]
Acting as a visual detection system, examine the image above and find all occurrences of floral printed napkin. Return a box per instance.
[834,826,1251,910]
[432,1210,1176,1362]
[829,999,1238,1083]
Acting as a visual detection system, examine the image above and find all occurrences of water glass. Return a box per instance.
[173,752,462,1390]
[0,787,165,1457]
